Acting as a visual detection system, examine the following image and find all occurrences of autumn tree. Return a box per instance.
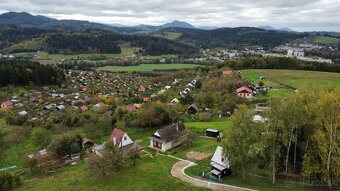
[306,89,340,189]
[224,105,264,181]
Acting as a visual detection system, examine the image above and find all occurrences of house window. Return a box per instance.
[124,137,127,140]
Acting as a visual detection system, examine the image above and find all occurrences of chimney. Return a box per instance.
[176,123,179,131]
[113,137,116,146]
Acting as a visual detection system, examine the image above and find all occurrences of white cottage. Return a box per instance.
[210,146,231,178]
[149,122,188,152]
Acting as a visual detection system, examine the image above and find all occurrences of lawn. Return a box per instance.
[97,64,201,72]
[313,36,340,44]
[152,32,182,40]
[0,123,39,169]
[143,54,178,59]
[184,117,232,134]
[19,155,209,191]
[185,164,314,191]
[241,69,340,90]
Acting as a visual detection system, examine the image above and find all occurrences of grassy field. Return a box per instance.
[19,156,208,191]
[185,165,313,191]
[152,32,182,40]
[97,64,200,72]
[184,117,232,134]
[241,69,340,90]
[313,36,340,44]
[143,54,178,59]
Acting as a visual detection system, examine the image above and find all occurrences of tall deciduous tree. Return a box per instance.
[224,105,264,181]
[307,89,340,189]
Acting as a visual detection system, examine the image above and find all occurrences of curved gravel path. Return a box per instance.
[171,160,257,191]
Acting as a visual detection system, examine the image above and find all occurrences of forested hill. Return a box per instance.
[44,30,198,55]
[0,24,51,50]
[0,27,198,56]
[0,60,65,86]
[160,27,306,49]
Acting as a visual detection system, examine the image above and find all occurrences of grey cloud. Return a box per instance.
[0,0,339,31]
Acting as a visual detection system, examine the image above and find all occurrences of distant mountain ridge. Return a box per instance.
[136,20,195,30]
[0,11,116,32]
[0,12,198,32]
[258,25,295,32]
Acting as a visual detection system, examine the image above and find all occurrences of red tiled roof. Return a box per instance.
[143,97,151,102]
[236,86,252,93]
[125,105,137,111]
[97,102,107,109]
[80,105,88,111]
[223,70,233,75]
[1,100,13,108]
[109,128,125,146]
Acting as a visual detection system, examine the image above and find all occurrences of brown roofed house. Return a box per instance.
[187,104,198,114]
[149,122,188,152]
[108,128,141,154]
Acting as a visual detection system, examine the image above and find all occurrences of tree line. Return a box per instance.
[224,56,340,73]
[0,60,65,86]
[162,27,306,49]
[225,88,339,189]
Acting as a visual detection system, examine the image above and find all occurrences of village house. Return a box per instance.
[143,97,151,102]
[79,105,88,112]
[93,102,108,111]
[170,98,179,105]
[253,114,268,123]
[108,128,141,154]
[210,146,231,179]
[149,122,188,152]
[222,70,233,76]
[139,85,145,92]
[1,100,13,109]
[18,110,28,116]
[125,105,137,112]
[236,86,253,99]
[82,96,91,102]
[79,86,87,93]
[187,104,199,115]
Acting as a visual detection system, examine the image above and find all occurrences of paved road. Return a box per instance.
[171,160,257,191]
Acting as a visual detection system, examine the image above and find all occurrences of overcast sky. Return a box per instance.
[0,0,340,31]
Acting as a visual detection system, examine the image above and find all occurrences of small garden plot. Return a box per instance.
[186,151,212,161]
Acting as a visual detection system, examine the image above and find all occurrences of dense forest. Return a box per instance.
[0,60,65,86]
[224,56,340,73]
[0,25,198,56]
[160,27,306,49]
[0,24,51,50]
[44,30,198,56]
[45,32,122,54]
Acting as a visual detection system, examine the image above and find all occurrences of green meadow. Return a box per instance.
[97,64,201,72]
[241,69,340,89]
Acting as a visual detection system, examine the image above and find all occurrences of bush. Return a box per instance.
[0,171,21,190]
